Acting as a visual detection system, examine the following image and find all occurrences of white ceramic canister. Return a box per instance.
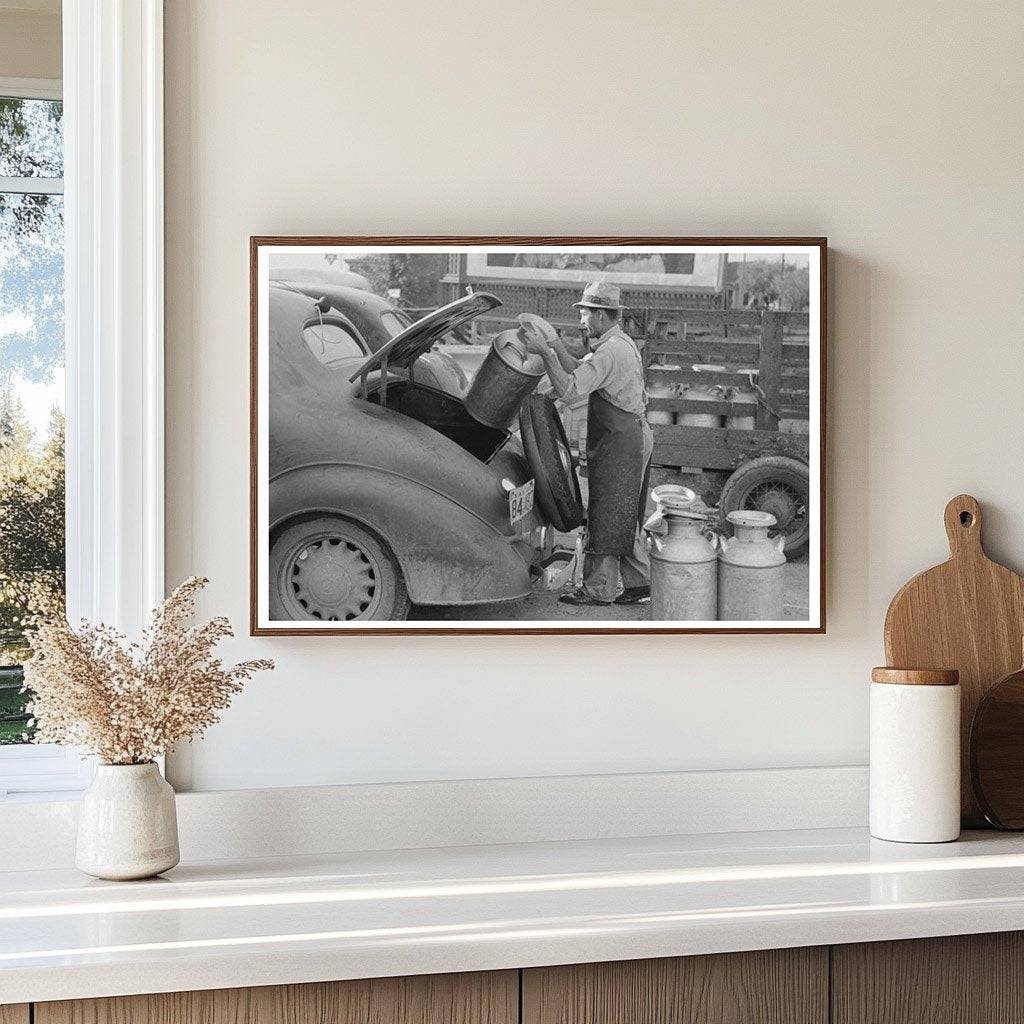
[76,762,180,880]
[869,667,961,843]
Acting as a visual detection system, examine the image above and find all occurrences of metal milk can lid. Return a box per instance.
[721,509,786,566]
[726,510,777,529]
[650,483,697,511]
[492,329,545,376]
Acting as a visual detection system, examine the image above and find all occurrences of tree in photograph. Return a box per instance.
[776,263,810,311]
[735,259,810,311]
[343,253,446,310]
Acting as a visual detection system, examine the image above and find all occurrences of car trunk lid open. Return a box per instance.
[349,291,502,386]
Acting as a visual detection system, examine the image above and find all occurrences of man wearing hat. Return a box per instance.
[521,281,653,606]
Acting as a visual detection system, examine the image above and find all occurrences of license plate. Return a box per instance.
[508,479,535,524]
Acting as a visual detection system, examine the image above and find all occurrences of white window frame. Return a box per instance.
[0,76,81,796]
[0,0,164,798]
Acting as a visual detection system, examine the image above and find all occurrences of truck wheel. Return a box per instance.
[719,456,811,559]
[269,516,410,622]
[519,394,585,532]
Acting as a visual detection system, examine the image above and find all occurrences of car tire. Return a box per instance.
[718,455,811,559]
[269,515,411,622]
[519,394,585,533]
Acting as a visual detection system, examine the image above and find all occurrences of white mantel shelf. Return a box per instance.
[4,826,1024,1004]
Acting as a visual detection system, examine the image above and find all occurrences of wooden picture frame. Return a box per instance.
[251,237,826,635]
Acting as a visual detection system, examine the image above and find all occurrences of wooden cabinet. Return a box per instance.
[34,971,517,1024]
[21,932,1024,1024]
[522,948,828,1024]
[832,932,1024,1024]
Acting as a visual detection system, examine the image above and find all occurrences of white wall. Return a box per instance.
[164,0,1024,792]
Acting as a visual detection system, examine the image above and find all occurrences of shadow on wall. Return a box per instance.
[827,249,874,634]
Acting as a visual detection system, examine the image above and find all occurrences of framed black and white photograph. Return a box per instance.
[250,237,826,635]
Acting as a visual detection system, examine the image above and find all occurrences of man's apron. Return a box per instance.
[585,390,646,556]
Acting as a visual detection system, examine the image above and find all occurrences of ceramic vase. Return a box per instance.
[76,762,180,880]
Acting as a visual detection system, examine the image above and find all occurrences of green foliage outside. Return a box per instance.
[0,384,66,747]
[0,95,66,743]
[0,666,29,743]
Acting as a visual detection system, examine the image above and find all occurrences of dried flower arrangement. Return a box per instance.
[22,576,273,765]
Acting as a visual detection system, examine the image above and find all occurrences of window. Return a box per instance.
[0,8,166,798]
[302,319,367,365]
[0,90,65,753]
[379,309,412,339]
[0,80,88,798]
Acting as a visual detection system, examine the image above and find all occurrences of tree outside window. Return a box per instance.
[0,95,65,744]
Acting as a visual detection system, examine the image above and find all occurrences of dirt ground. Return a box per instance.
[410,555,809,623]
[410,466,810,624]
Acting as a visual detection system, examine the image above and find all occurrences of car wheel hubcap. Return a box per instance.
[285,535,378,621]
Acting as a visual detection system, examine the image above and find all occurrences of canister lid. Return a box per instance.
[870,667,959,686]
[493,330,545,375]
[650,483,697,511]
[727,510,777,528]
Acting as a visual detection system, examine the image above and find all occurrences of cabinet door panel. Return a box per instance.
[832,932,1024,1024]
[523,948,828,1024]
[35,970,517,1024]
[0,1006,29,1024]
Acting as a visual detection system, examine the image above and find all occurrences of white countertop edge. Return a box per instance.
[6,826,1024,1005]
[7,899,1024,1006]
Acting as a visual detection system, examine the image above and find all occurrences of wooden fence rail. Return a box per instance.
[639,308,812,470]
[468,303,813,471]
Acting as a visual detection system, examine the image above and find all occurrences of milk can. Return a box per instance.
[464,329,545,429]
[725,386,758,430]
[646,365,679,425]
[679,383,726,428]
[645,509,718,621]
[718,510,786,620]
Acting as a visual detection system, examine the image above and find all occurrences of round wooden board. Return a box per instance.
[970,664,1024,829]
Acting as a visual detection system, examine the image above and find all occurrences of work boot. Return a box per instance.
[614,586,651,605]
[559,589,612,607]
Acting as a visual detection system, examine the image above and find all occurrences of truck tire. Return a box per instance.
[719,455,811,559]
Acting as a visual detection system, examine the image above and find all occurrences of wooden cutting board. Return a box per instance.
[884,494,1024,826]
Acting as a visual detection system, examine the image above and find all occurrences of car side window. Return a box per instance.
[302,319,367,365]
[379,310,412,339]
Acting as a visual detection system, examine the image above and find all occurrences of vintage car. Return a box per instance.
[267,284,583,622]
[269,274,470,397]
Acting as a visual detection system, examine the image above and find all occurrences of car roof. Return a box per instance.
[269,267,371,291]
[273,280,398,316]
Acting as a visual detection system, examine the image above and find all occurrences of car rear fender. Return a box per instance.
[269,465,533,606]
